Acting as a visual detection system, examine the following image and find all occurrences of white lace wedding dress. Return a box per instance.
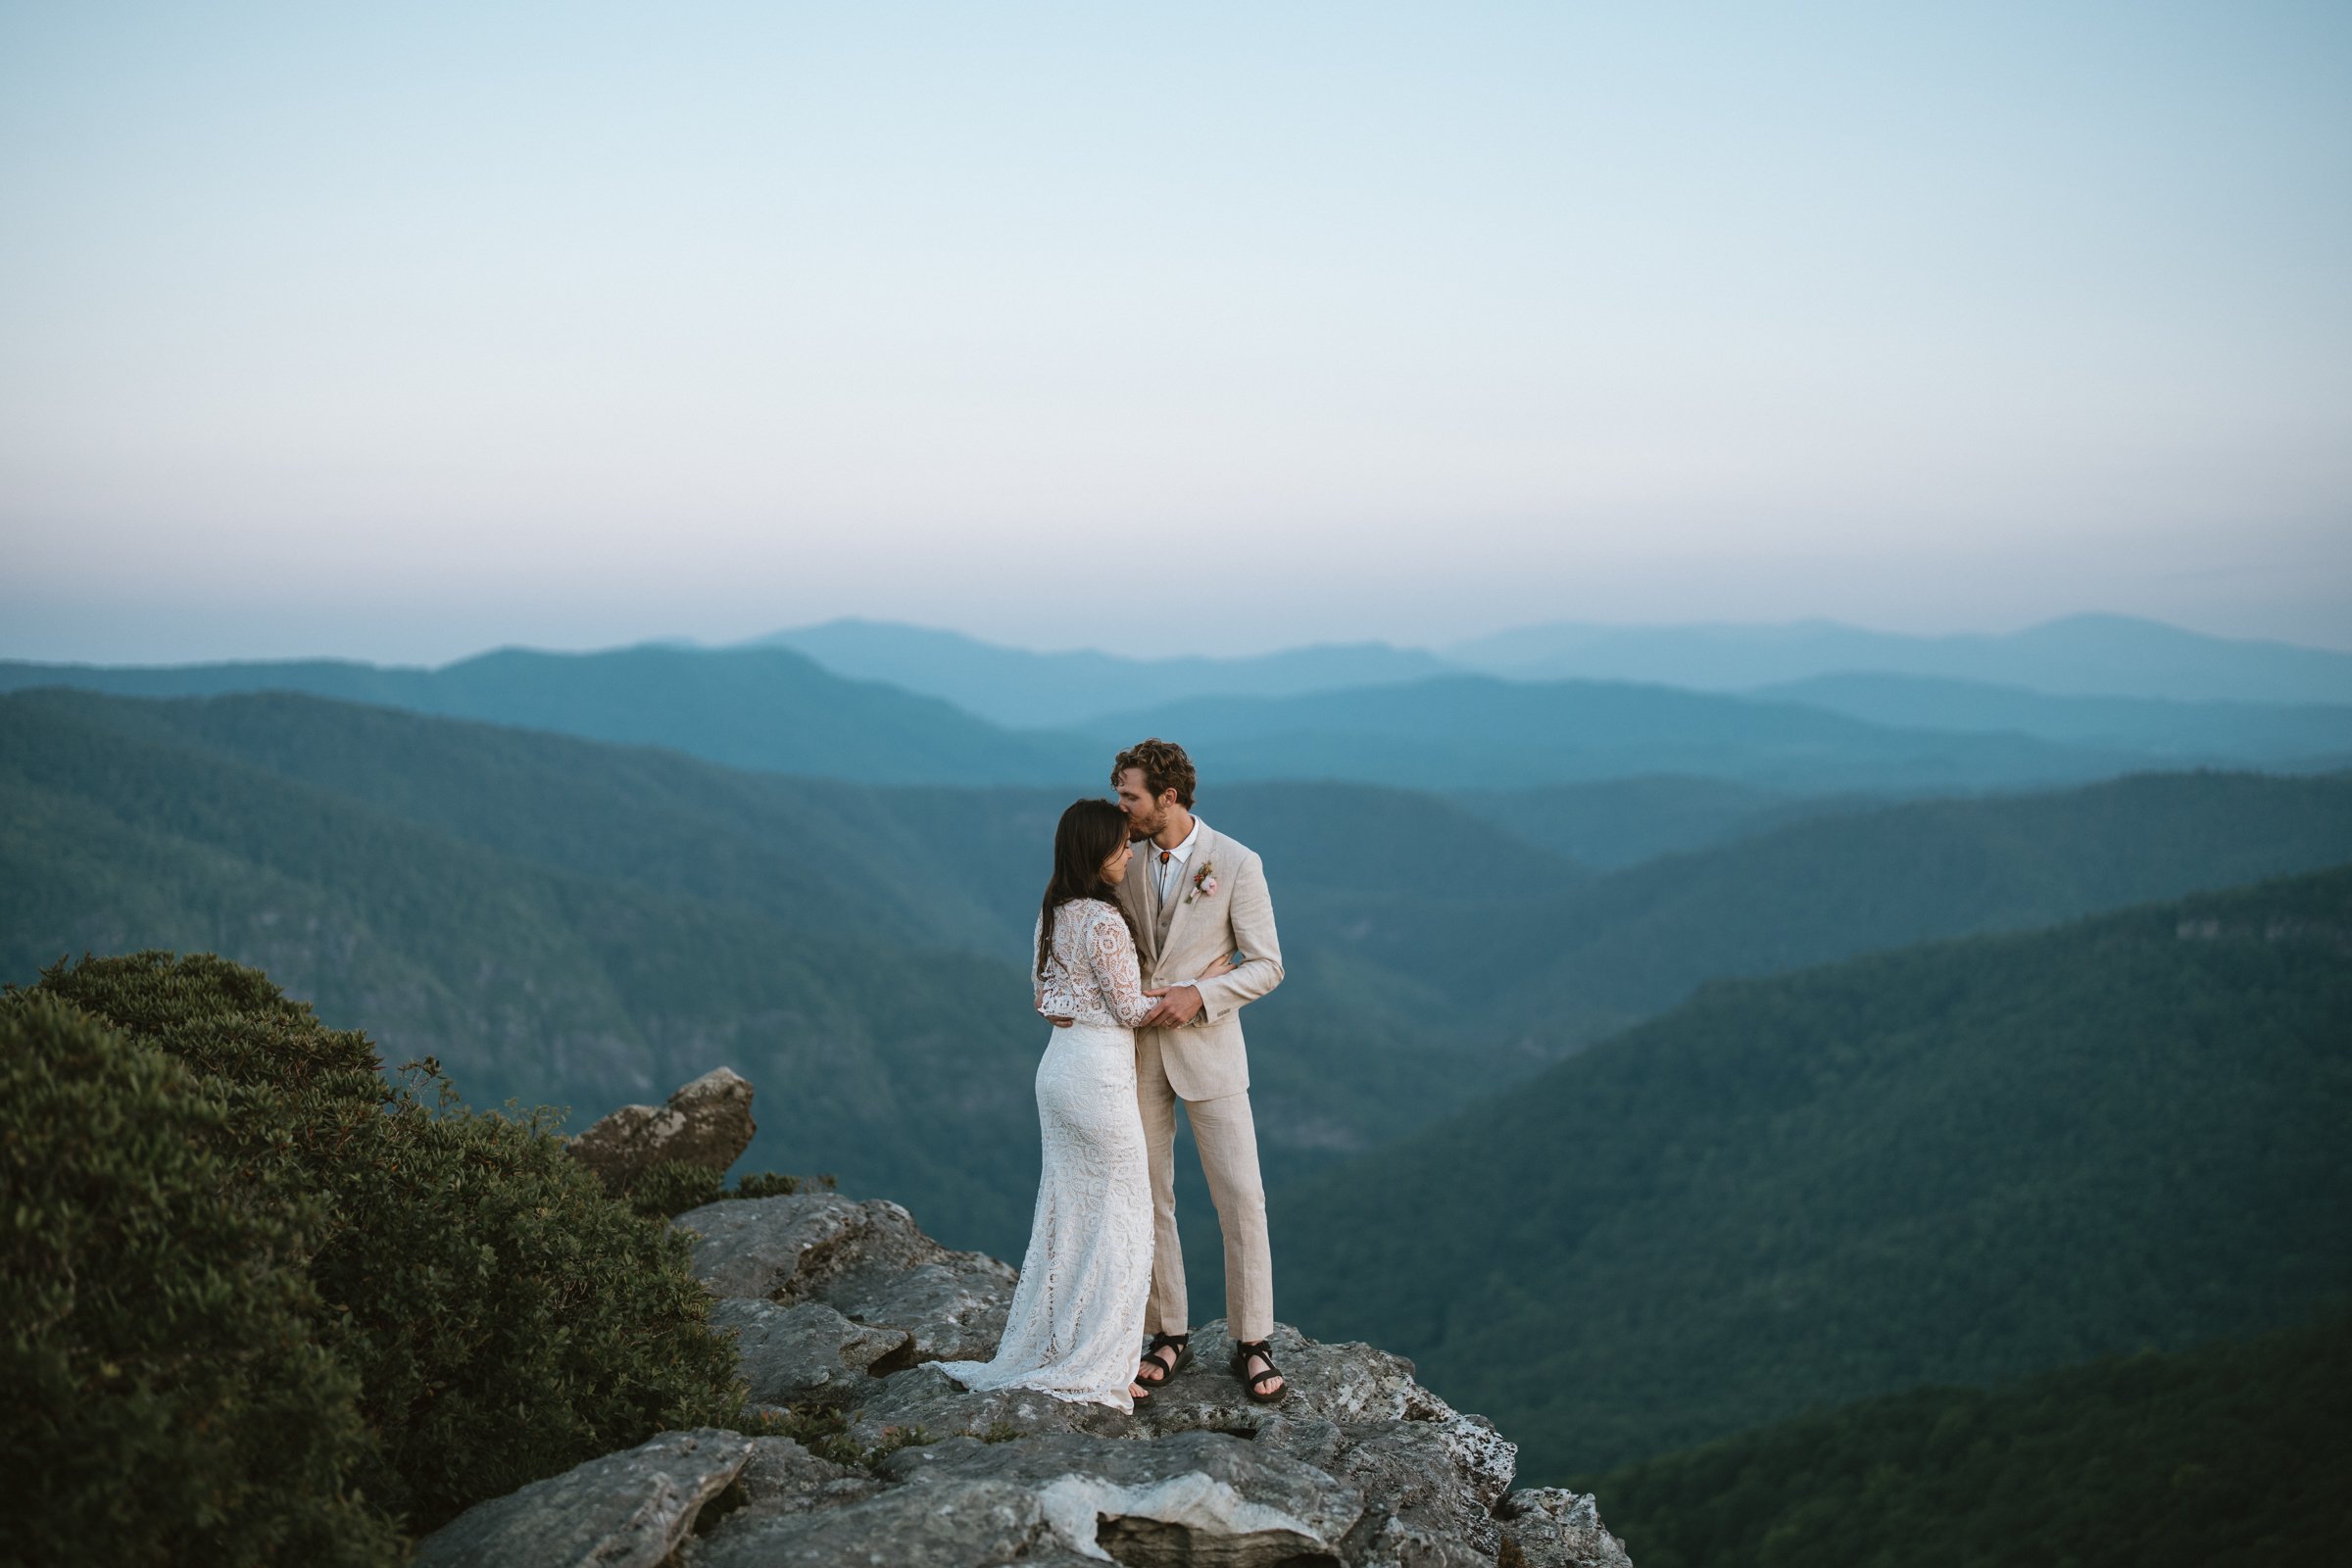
[942,898,1157,1410]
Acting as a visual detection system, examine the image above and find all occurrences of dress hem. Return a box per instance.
[937,1363,1134,1413]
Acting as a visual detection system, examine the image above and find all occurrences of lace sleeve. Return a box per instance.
[1032,911,1047,1011]
[1084,904,1156,1028]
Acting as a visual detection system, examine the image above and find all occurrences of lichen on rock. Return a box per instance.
[567,1065,757,1196]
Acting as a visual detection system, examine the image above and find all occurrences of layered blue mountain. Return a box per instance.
[10,628,2343,795]
[1755,671,2352,768]
[1083,675,2154,791]
[760,612,2352,712]
[749,618,1453,728]
[1443,612,2352,703]
[0,644,1094,785]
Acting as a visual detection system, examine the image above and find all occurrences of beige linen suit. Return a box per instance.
[1114,821,1284,1342]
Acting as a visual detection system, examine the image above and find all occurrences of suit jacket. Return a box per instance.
[1115,820,1284,1101]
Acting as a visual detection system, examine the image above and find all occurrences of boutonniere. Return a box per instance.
[1186,860,1218,904]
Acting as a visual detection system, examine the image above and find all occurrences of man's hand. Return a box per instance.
[1139,984,1203,1031]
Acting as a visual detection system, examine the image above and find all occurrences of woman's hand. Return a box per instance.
[1193,951,1241,981]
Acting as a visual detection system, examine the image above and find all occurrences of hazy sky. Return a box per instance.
[3,1,2348,663]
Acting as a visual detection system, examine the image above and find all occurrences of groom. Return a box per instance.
[1109,737,1289,1401]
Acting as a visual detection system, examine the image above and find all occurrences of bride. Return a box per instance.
[942,798,1234,1411]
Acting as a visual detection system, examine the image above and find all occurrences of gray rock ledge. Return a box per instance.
[425,1177,1630,1566]
[410,1428,754,1568]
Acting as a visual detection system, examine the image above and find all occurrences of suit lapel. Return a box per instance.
[1123,843,1160,966]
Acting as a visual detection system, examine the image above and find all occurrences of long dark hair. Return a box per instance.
[1038,798,1140,979]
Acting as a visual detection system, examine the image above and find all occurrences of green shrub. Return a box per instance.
[0,992,402,1567]
[629,1160,726,1218]
[20,952,749,1542]
[731,1170,805,1200]
[628,1167,837,1219]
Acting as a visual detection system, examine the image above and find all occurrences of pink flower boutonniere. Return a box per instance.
[1187,860,1218,904]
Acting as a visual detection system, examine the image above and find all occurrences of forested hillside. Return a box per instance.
[1410,769,2352,1045]
[23,690,2350,1068]
[0,698,1054,1249]
[1276,866,2352,1480]
[1582,1311,2352,1568]
[12,689,2350,1337]
[0,691,1568,1254]
[1446,775,1852,867]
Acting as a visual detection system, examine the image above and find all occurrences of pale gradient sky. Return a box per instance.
[2,1,2348,663]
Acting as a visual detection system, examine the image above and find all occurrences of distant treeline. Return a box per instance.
[1580,1309,2352,1568]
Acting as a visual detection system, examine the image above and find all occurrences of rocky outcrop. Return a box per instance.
[1498,1490,1640,1568]
[424,1078,1632,1567]
[674,1188,1625,1566]
[409,1428,754,1568]
[567,1065,757,1195]
[710,1298,911,1406]
[680,1189,1016,1364]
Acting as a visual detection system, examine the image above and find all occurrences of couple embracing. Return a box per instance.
[943,737,1290,1411]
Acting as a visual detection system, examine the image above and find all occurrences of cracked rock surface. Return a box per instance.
[410,1428,754,1568]
[674,1189,1628,1566]
[422,1169,1633,1567]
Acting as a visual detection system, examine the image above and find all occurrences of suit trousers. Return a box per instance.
[1134,1030,1273,1343]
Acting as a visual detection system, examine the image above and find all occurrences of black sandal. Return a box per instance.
[1231,1338,1288,1405]
[1133,1333,1189,1404]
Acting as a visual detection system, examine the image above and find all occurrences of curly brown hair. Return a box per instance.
[1112,737,1196,808]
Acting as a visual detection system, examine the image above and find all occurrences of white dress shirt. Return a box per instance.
[1151,818,1201,904]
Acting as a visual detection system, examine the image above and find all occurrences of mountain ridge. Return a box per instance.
[0,644,1099,786]
[748,617,1454,727]
[1443,611,2352,703]
[13,620,2347,794]
[1753,669,2352,765]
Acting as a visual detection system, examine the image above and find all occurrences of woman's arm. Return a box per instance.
[1191,952,1241,982]
[1084,906,1159,1029]
[1038,910,1077,1026]
[1033,911,1056,1012]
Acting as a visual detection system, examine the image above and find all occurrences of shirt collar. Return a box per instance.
[1157,818,1201,864]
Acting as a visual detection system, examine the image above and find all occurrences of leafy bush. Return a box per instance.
[15,952,748,1547]
[732,1170,808,1200]
[623,1166,847,1219]
[629,1160,726,1218]
[0,992,402,1567]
